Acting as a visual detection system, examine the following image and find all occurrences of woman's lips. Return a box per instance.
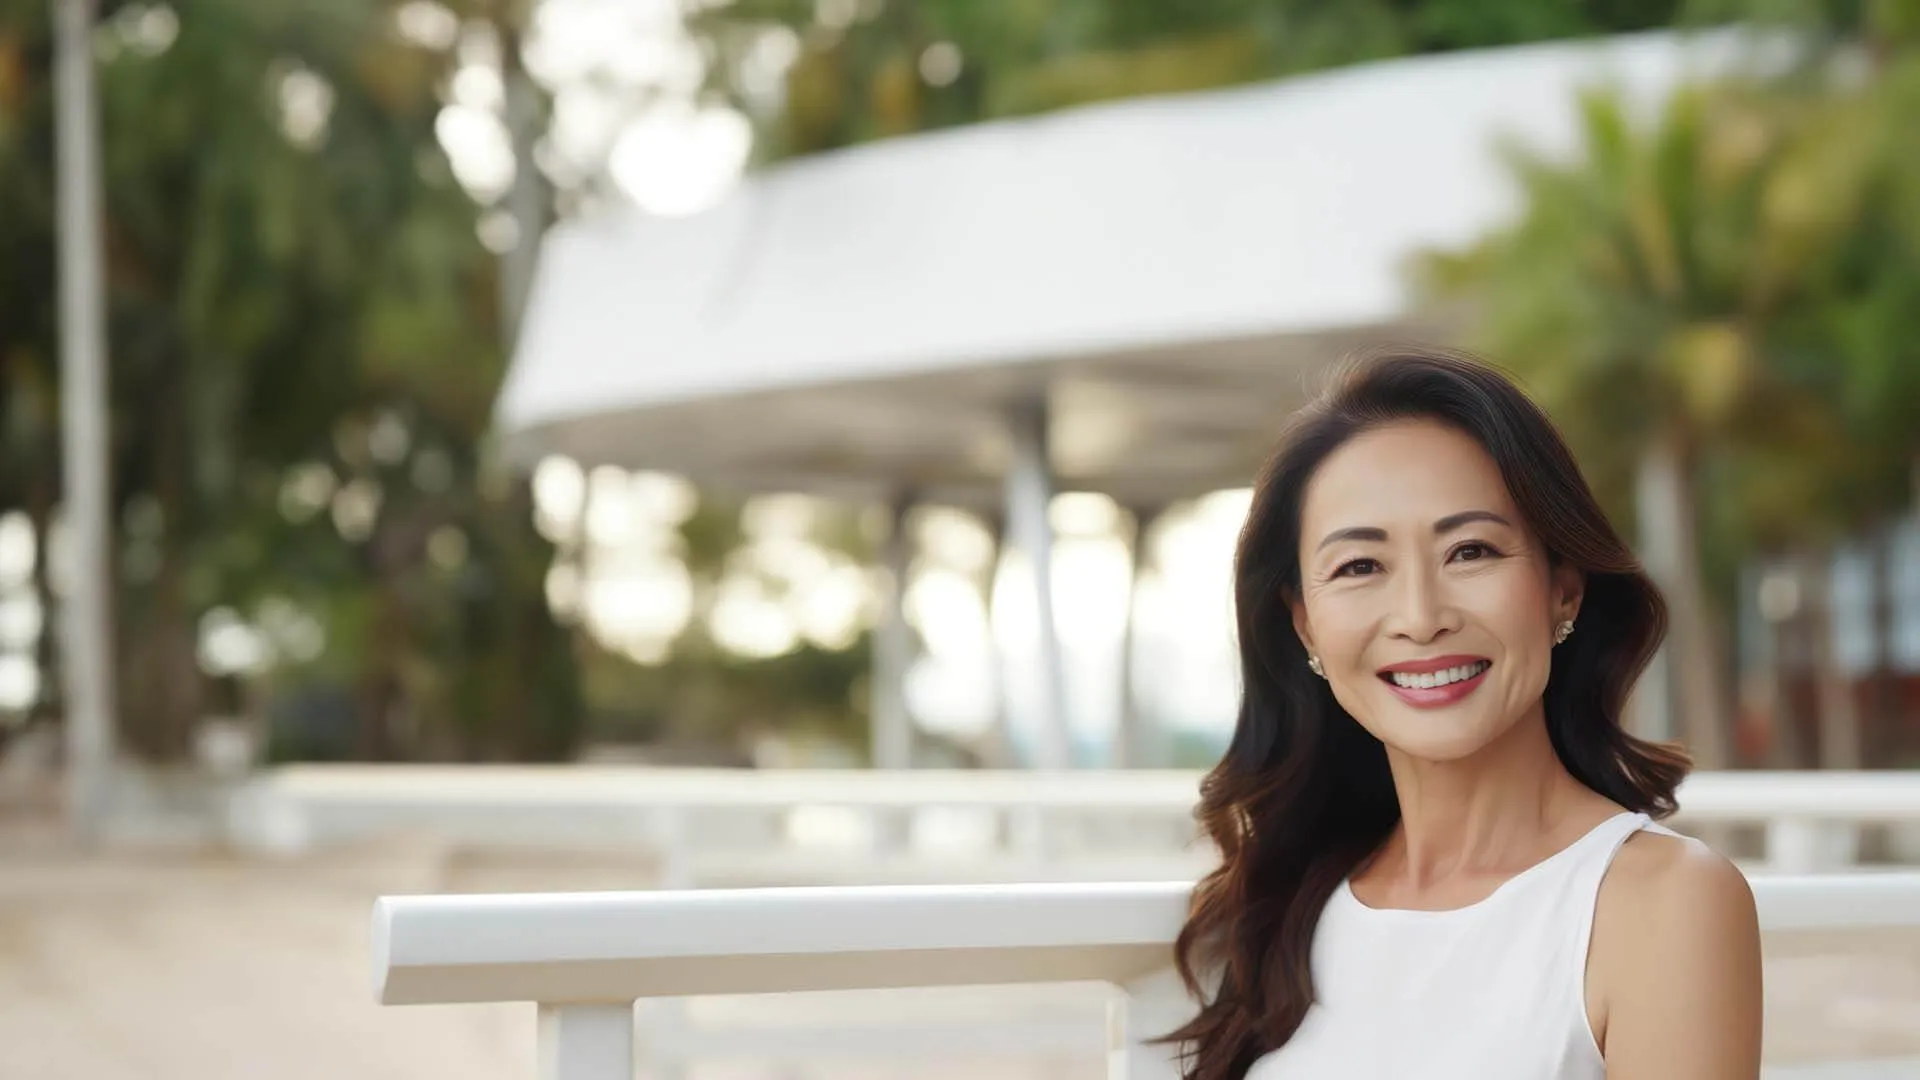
[1377,664,1490,708]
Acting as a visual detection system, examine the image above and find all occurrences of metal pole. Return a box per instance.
[53,0,118,839]
[1005,397,1072,770]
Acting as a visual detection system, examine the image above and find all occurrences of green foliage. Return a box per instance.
[9,0,1911,765]
[0,0,580,761]
[1419,25,1920,767]
[582,632,874,758]
[694,0,1722,162]
[578,490,881,756]
[1418,65,1918,549]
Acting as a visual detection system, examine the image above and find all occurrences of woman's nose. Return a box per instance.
[1385,564,1456,643]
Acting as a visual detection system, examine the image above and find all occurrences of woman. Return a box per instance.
[1157,347,1762,1079]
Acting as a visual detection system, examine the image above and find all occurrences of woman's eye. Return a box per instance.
[1451,542,1499,563]
[1334,558,1381,578]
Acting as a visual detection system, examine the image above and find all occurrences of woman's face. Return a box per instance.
[1289,419,1582,762]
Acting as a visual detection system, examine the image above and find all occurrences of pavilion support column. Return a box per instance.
[1005,397,1073,770]
[870,489,917,771]
[1114,504,1166,769]
[978,510,1016,769]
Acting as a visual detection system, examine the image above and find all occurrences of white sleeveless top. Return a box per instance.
[1246,810,1679,1079]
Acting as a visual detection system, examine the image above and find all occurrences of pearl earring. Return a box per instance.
[1554,619,1575,645]
[1307,655,1325,678]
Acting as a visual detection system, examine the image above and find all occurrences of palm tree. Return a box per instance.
[1421,73,1890,769]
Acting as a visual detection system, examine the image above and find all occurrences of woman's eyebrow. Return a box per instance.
[1315,526,1386,551]
[1433,510,1512,535]
[1315,511,1512,551]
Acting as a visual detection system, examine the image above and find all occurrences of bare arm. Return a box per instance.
[1597,837,1763,1079]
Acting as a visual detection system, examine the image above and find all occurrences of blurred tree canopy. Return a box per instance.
[1420,3,1920,765]
[2,0,1910,767]
[1,0,581,763]
[689,0,1879,160]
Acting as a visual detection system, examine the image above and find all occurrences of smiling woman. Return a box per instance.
[1295,424,1582,766]
[1154,347,1762,1080]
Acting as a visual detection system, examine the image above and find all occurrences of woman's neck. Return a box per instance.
[1374,707,1613,890]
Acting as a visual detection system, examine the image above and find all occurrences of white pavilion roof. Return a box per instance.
[496,29,1776,508]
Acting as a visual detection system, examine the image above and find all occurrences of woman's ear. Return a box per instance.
[1552,562,1585,626]
[1288,589,1316,658]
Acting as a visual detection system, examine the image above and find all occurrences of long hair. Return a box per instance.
[1152,346,1691,1079]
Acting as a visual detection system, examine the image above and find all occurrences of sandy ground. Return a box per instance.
[1,817,1916,1080]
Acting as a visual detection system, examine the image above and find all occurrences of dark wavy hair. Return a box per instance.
[1152,346,1691,1080]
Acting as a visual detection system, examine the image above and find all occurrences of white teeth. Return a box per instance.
[1388,661,1488,690]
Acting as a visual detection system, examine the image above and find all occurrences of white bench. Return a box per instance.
[373,873,1920,1080]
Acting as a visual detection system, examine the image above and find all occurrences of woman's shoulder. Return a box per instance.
[1596,824,1756,968]
[1585,822,1763,1073]
[1612,818,1751,887]
[1604,824,1753,919]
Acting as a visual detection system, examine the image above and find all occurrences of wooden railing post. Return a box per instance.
[536,1003,633,1080]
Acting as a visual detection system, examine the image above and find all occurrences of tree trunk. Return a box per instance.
[1804,546,1865,770]
[28,474,60,729]
[355,635,398,762]
[490,6,580,764]
[1746,562,1803,769]
[355,566,409,761]
[495,3,547,350]
[1760,611,1804,768]
[1635,438,1731,768]
[139,337,204,762]
[1869,521,1900,764]
[356,669,399,761]
[500,476,583,762]
[1761,560,1807,768]
[158,592,204,759]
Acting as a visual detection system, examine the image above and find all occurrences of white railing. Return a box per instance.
[373,874,1920,1080]
[246,766,1920,875]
